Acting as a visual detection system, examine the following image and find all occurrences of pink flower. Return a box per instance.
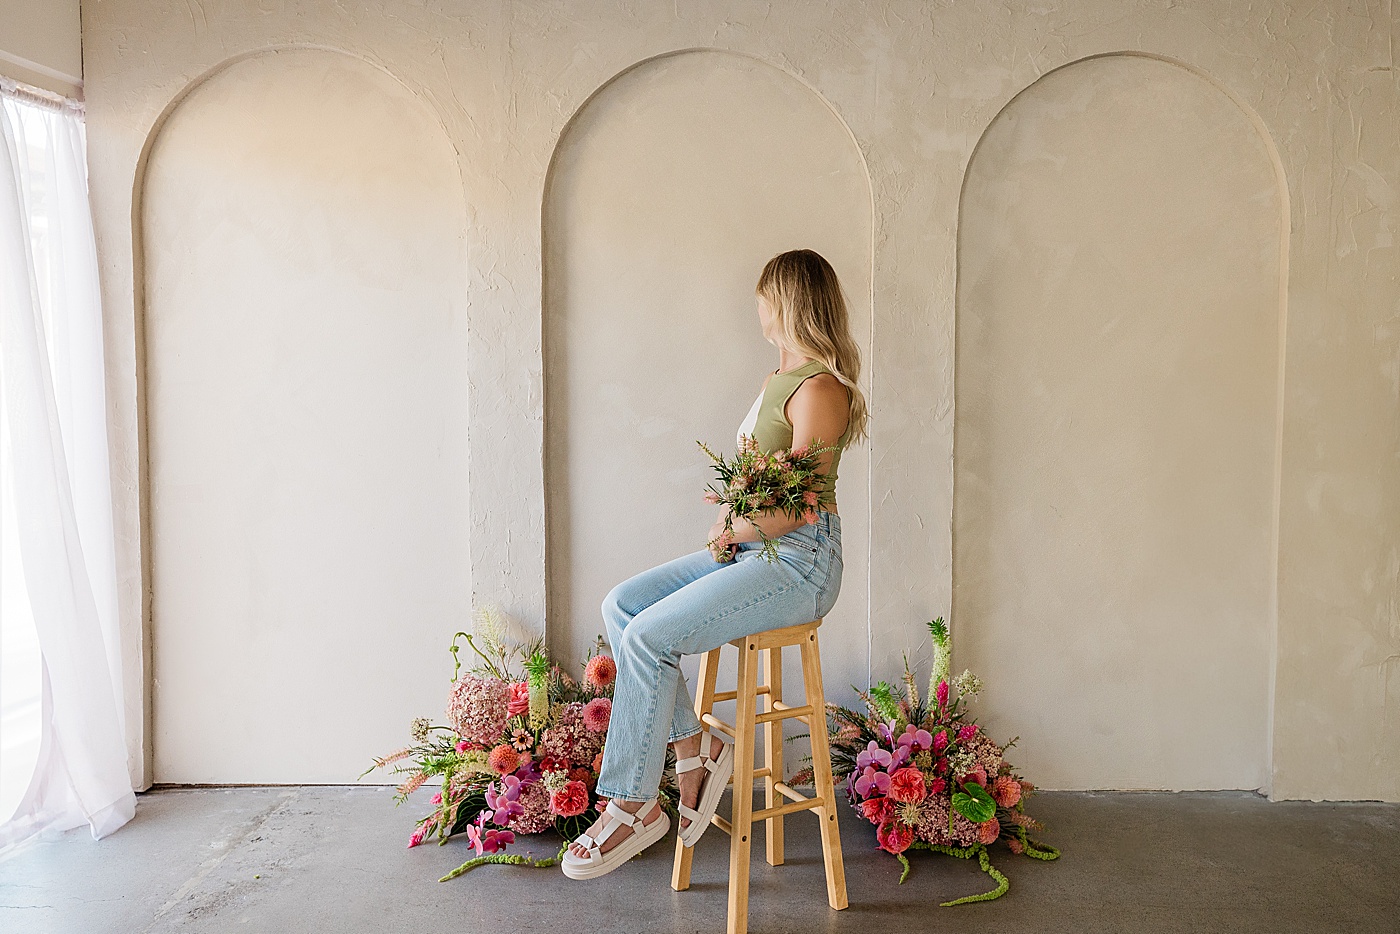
[466,813,516,856]
[978,817,1001,845]
[582,697,612,732]
[887,767,927,804]
[586,654,617,690]
[507,681,530,717]
[933,731,949,755]
[802,490,819,506]
[431,790,443,805]
[803,509,819,524]
[927,777,947,796]
[592,751,604,773]
[853,765,891,799]
[455,739,471,753]
[936,680,949,708]
[962,766,987,787]
[991,775,1022,808]
[446,675,511,746]
[958,724,978,742]
[703,491,721,504]
[876,820,914,854]
[408,824,429,848]
[550,780,590,818]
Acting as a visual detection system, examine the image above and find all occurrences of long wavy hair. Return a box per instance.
[755,249,869,447]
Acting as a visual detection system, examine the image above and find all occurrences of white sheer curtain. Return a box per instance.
[0,81,133,858]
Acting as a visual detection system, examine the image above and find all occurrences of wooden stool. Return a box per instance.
[670,619,848,934]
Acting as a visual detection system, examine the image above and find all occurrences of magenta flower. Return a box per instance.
[485,775,524,826]
[856,740,893,771]
[466,812,516,856]
[853,765,892,799]
[936,680,949,709]
[958,724,978,742]
[897,725,933,753]
[933,730,950,755]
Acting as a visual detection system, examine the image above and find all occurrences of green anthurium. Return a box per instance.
[951,780,996,823]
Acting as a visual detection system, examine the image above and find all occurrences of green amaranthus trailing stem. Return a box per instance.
[894,842,1010,905]
[439,842,567,882]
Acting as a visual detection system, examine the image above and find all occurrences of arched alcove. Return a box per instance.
[543,50,873,718]
[141,49,468,782]
[953,54,1285,790]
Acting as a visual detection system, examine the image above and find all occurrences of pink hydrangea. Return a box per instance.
[512,779,557,834]
[913,793,983,847]
[446,675,511,746]
[538,702,606,767]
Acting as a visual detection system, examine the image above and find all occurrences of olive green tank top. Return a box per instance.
[736,360,852,497]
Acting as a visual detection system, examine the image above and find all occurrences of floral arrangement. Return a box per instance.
[791,617,1059,905]
[698,433,839,562]
[360,605,678,881]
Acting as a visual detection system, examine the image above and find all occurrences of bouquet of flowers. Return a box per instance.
[361,604,679,881]
[698,433,839,563]
[791,617,1059,905]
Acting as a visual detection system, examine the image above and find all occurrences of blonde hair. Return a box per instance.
[755,249,869,447]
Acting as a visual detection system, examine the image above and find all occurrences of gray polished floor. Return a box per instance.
[1,785,1397,933]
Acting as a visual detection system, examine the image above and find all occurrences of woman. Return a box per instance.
[561,249,870,880]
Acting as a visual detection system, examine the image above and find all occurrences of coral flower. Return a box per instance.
[978,817,1001,845]
[991,775,1022,808]
[487,744,520,775]
[585,655,617,690]
[876,820,914,855]
[507,681,530,717]
[802,490,819,506]
[550,780,590,818]
[592,751,604,773]
[803,509,819,524]
[582,697,612,732]
[887,767,927,804]
[860,796,897,825]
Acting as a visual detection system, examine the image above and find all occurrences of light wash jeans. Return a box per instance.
[595,510,843,802]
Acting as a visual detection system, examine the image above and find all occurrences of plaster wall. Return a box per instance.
[0,0,82,97]
[78,2,1398,799]
[542,49,872,728]
[141,50,468,781]
[955,54,1281,790]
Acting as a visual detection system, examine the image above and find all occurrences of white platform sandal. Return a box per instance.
[561,797,671,880]
[676,727,735,848]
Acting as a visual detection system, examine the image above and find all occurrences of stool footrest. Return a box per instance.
[701,712,735,737]
[751,796,823,823]
[712,686,770,702]
[772,781,807,804]
[755,703,812,724]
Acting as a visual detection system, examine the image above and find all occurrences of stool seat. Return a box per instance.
[671,618,847,934]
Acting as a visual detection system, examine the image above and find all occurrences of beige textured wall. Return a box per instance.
[542,49,872,716]
[77,2,1398,800]
[141,50,468,782]
[0,0,82,97]
[955,54,1282,790]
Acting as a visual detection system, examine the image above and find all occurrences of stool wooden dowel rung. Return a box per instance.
[700,713,735,737]
[772,781,808,804]
[751,796,824,823]
[673,619,846,934]
[755,704,812,724]
[712,686,770,702]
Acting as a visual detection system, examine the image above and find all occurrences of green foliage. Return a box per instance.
[951,782,996,823]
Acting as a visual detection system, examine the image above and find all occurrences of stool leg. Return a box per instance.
[672,646,721,892]
[727,638,759,934]
[762,645,784,866]
[800,630,848,911]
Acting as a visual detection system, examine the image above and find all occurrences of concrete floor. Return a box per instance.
[1,786,1397,934]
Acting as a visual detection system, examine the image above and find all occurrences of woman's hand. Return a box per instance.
[708,511,737,562]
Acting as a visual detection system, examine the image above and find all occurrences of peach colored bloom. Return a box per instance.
[488,744,520,775]
[803,509,819,524]
[978,817,1001,845]
[506,681,530,717]
[585,655,617,690]
[550,780,590,818]
[888,767,927,804]
[991,775,1022,808]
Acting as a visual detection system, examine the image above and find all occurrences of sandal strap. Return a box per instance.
[675,754,706,774]
[677,803,703,821]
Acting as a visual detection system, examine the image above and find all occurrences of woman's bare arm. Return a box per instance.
[717,372,850,544]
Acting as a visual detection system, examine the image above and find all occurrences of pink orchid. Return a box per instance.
[484,775,524,826]
[897,725,933,753]
[856,740,893,771]
[466,813,516,856]
[853,765,892,799]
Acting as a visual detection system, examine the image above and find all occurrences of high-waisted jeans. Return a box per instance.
[595,510,843,802]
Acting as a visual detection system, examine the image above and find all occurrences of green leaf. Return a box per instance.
[951,782,996,823]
